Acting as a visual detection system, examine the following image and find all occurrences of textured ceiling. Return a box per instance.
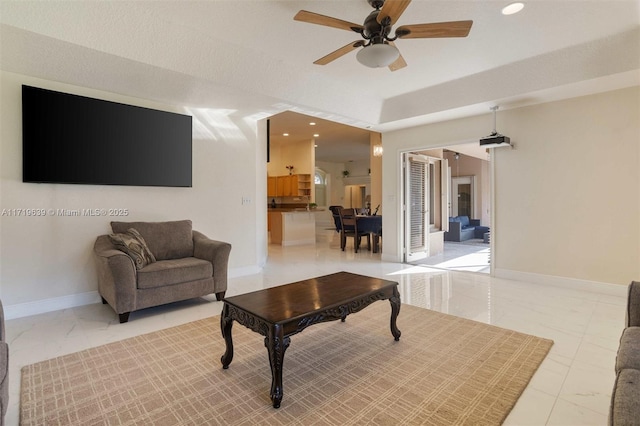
[1,1,638,162]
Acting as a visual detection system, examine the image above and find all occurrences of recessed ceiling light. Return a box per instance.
[283,133,289,136]
[502,2,524,15]
[313,134,319,137]
[309,122,316,126]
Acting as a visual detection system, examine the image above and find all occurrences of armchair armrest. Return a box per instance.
[445,221,462,241]
[470,219,481,226]
[0,299,6,422]
[94,235,137,314]
[0,342,7,390]
[0,340,7,420]
[627,281,640,327]
[0,299,4,342]
[193,231,232,295]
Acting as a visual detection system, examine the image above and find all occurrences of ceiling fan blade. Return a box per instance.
[396,20,473,38]
[294,10,363,33]
[377,0,412,26]
[313,41,364,65]
[388,42,407,71]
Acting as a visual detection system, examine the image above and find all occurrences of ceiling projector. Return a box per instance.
[480,106,512,148]
[480,133,511,148]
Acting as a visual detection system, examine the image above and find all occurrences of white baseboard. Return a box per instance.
[493,268,628,297]
[4,291,102,321]
[4,265,264,321]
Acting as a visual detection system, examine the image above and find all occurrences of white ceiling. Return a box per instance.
[269,111,372,163]
[1,0,638,162]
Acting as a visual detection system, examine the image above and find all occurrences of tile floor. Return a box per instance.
[4,234,628,425]
[411,239,491,273]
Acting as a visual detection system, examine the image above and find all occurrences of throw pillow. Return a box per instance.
[109,228,156,270]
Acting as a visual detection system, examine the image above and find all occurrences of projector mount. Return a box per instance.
[479,106,512,148]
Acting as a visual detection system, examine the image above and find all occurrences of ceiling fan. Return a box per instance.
[294,0,472,71]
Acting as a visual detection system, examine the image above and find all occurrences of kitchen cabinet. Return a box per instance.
[297,174,311,197]
[267,176,277,197]
[276,176,289,196]
[268,174,311,197]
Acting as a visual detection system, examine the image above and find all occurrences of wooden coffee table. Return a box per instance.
[220,271,401,408]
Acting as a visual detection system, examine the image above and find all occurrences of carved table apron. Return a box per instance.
[220,271,401,408]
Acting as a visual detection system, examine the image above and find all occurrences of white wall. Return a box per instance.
[345,159,370,177]
[383,87,640,286]
[267,139,314,178]
[0,72,265,309]
[316,161,346,206]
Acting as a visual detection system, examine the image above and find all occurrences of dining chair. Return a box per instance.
[338,208,370,252]
[329,206,343,234]
[328,205,343,215]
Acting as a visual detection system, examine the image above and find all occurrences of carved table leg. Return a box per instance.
[389,287,401,341]
[265,324,290,408]
[220,303,234,369]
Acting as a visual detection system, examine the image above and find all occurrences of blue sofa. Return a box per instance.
[445,216,489,242]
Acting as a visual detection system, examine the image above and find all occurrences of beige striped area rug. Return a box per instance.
[21,303,553,425]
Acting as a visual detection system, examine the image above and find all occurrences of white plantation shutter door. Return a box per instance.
[410,158,426,251]
[404,154,429,262]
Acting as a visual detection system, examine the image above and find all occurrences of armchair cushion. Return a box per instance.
[458,215,470,227]
[610,369,640,425]
[109,228,156,270]
[628,282,640,327]
[616,327,640,372]
[137,257,213,289]
[111,220,194,261]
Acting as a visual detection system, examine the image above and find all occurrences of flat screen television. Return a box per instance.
[22,85,192,187]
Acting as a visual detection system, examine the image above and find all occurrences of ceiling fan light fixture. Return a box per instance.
[502,2,525,15]
[356,43,400,68]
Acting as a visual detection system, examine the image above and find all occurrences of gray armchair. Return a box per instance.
[0,299,7,426]
[610,281,640,425]
[94,220,231,323]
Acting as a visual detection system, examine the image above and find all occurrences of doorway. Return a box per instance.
[402,152,449,263]
[314,169,327,206]
[344,185,366,209]
[404,147,491,274]
[451,176,474,218]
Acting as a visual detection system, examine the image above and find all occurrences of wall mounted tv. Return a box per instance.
[22,85,192,187]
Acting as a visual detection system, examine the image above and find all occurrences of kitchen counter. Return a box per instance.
[268,206,325,212]
[269,210,316,246]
